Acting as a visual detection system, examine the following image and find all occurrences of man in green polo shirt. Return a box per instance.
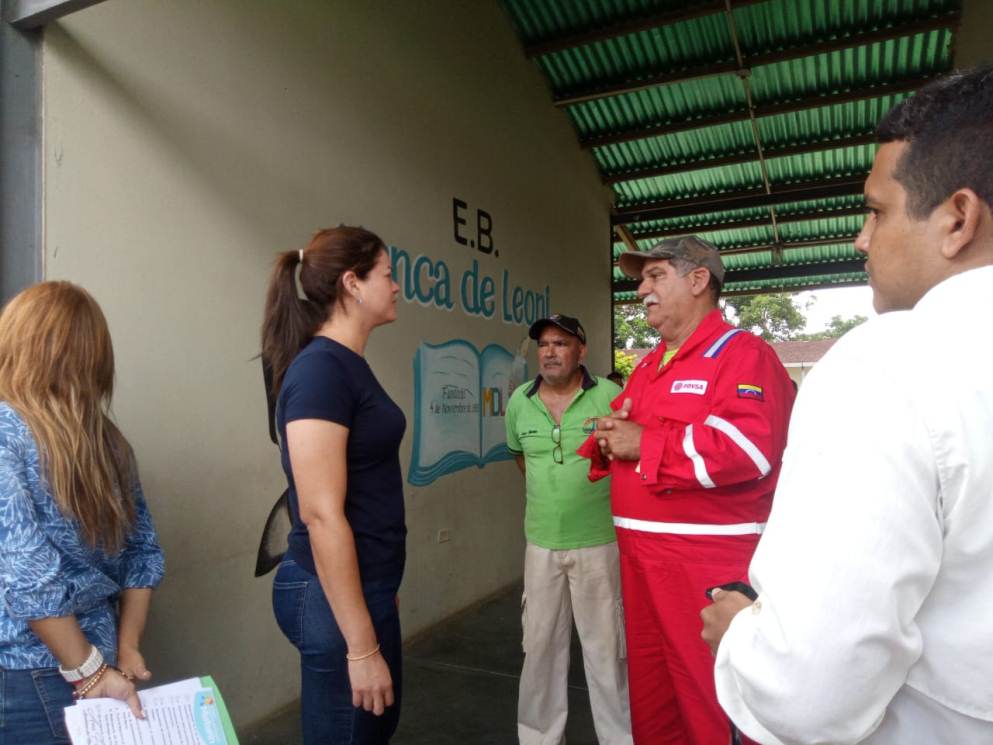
[506,314,632,745]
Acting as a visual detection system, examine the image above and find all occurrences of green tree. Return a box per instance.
[613,349,637,378]
[798,314,868,341]
[613,304,659,349]
[723,293,807,342]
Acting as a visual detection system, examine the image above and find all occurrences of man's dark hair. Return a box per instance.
[877,65,993,219]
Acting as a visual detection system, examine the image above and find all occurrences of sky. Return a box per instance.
[794,285,876,332]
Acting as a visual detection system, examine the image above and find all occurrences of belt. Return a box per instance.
[613,516,765,536]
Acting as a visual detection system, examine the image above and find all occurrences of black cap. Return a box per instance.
[528,314,587,344]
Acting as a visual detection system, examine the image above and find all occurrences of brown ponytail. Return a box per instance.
[260,226,385,396]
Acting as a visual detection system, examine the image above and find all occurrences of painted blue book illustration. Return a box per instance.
[409,339,527,486]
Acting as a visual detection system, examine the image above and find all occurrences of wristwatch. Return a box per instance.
[59,645,105,683]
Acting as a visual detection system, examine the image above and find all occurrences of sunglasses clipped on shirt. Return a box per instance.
[551,424,563,464]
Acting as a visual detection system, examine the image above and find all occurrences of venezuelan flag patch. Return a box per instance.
[737,384,764,401]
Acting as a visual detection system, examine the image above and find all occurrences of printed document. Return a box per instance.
[64,676,238,745]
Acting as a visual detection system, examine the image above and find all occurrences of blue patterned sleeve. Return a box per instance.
[0,431,73,621]
[117,474,165,589]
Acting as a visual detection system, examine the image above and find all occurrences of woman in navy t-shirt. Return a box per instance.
[261,226,406,744]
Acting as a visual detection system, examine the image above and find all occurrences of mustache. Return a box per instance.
[643,293,660,305]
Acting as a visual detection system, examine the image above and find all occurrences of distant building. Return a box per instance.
[624,338,838,388]
[770,339,838,387]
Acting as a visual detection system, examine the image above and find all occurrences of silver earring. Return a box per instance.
[356,295,363,305]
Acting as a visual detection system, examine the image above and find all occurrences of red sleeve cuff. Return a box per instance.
[577,434,610,482]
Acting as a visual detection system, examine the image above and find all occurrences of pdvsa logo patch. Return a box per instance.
[671,379,707,395]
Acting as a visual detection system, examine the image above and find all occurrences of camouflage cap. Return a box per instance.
[617,235,725,286]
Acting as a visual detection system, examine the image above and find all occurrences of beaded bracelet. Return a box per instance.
[345,644,380,662]
[72,663,109,700]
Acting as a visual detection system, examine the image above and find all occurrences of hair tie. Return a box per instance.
[298,249,304,263]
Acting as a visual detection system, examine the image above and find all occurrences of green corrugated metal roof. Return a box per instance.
[612,143,875,206]
[620,193,866,235]
[500,0,960,298]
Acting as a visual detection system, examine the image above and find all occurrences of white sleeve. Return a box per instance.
[714,327,943,745]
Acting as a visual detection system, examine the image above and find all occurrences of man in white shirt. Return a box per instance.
[700,65,993,744]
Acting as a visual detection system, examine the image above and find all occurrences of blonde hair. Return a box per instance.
[0,282,135,551]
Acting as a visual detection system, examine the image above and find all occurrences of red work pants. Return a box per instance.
[616,527,760,745]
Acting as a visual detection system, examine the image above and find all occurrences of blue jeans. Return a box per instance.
[272,560,402,745]
[0,668,73,745]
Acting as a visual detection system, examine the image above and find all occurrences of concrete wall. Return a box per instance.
[41,0,611,729]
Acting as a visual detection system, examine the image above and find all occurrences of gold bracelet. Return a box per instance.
[72,663,109,700]
[345,644,380,662]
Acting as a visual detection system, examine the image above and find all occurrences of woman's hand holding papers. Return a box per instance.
[82,666,146,719]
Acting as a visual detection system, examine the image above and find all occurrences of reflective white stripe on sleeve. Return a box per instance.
[683,424,716,489]
[704,414,772,477]
[613,516,766,535]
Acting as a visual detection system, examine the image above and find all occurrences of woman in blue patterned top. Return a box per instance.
[0,282,165,744]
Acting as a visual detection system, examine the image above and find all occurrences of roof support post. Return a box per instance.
[1,0,43,301]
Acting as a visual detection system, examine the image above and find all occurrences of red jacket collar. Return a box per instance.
[643,309,730,369]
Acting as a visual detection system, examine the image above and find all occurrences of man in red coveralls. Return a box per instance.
[580,236,794,744]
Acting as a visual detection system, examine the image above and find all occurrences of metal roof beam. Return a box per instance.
[582,77,924,149]
[720,235,858,256]
[4,0,105,29]
[603,131,876,185]
[616,206,867,241]
[719,278,867,296]
[522,0,768,58]
[722,1,782,246]
[613,235,860,263]
[613,258,866,292]
[559,11,958,109]
[613,224,640,254]
[728,259,867,284]
[613,176,867,224]
[613,276,867,302]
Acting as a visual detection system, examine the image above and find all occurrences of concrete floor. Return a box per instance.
[242,582,597,745]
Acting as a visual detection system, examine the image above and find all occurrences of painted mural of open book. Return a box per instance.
[408,338,528,486]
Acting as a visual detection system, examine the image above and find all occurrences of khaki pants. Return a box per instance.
[518,542,633,745]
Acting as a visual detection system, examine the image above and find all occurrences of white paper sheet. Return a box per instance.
[64,677,235,745]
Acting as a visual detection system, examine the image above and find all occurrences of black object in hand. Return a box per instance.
[705,581,758,602]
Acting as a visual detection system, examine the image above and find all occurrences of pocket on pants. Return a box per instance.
[31,668,72,743]
[614,593,628,660]
[520,590,530,653]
